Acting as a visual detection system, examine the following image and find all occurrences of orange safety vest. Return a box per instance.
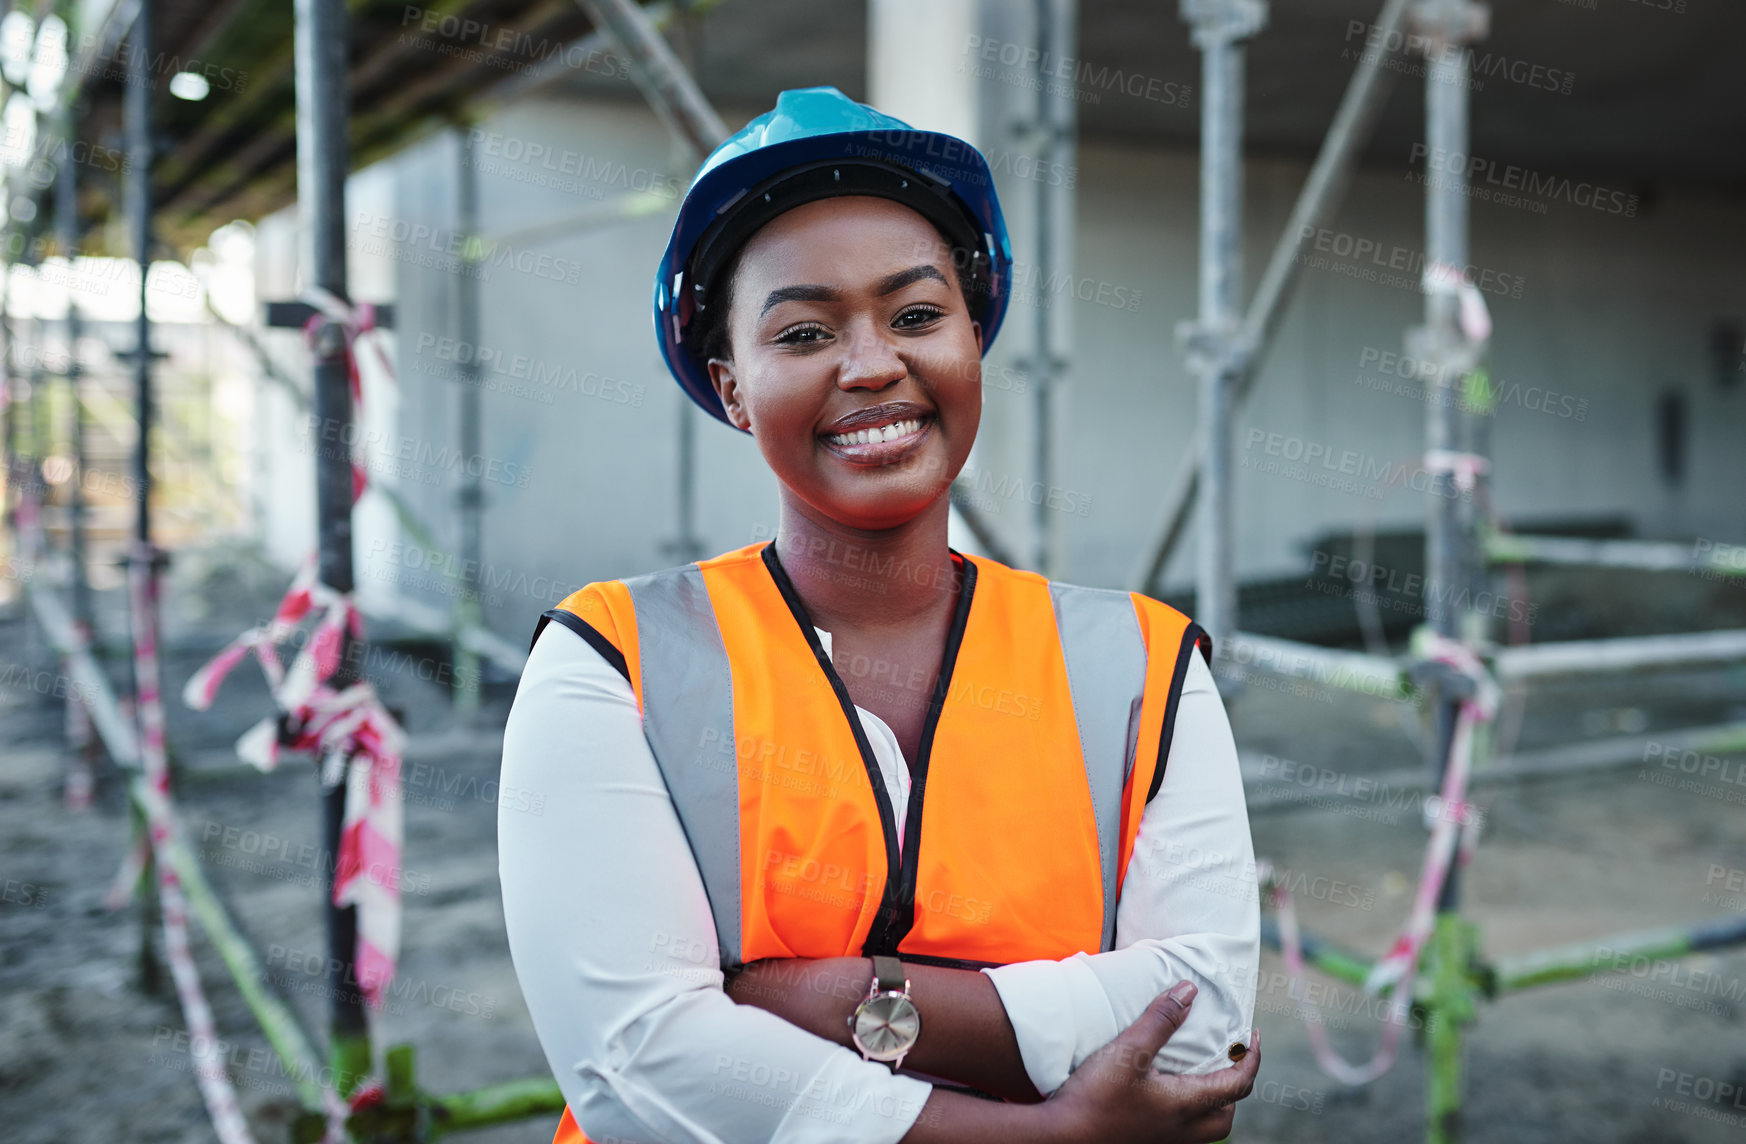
[531,540,1209,1144]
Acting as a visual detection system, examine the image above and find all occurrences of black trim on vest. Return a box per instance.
[759,542,903,936]
[885,554,976,955]
[532,608,631,684]
[758,541,978,959]
[1146,623,1211,805]
[895,951,1002,971]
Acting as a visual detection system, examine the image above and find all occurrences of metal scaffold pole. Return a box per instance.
[293,0,373,1095]
[1409,3,1488,1141]
[124,0,165,997]
[454,124,485,719]
[1030,0,1076,577]
[126,3,154,560]
[58,113,92,639]
[1180,0,1266,668]
[1133,0,1414,595]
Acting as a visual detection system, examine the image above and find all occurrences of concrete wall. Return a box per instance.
[1066,142,1746,589]
[246,92,1746,644]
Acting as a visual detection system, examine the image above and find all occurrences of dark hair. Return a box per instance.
[682,219,990,369]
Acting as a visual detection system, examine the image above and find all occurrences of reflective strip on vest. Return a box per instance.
[1048,582,1148,951]
[622,564,744,968]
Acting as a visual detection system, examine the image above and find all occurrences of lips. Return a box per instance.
[821,400,934,436]
[819,402,935,462]
[824,417,927,447]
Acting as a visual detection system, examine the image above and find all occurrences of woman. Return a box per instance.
[499,86,1261,1144]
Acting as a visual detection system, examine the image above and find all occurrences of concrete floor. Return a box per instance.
[2,546,1744,1143]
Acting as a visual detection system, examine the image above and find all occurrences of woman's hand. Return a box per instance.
[1035,981,1260,1144]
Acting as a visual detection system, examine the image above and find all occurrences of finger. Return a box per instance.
[1165,1041,1262,1111]
[1180,1110,1236,1144]
[1180,1107,1236,1144]
[1117,981,1198,1065]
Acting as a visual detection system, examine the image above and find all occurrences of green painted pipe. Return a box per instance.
[1492,915,1746,994]
[432,1076,567,1135]
[133,778,330,1109]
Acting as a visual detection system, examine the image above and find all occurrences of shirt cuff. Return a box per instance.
[981,954,1118,1097]
[772,1056,935,1144]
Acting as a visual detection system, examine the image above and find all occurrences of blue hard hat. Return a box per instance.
[653,86,1014,432]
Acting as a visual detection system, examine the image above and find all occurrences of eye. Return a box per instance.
[893,305,945,329]
[774,323,831,347]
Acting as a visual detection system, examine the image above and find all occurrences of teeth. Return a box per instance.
[828,417,923,446]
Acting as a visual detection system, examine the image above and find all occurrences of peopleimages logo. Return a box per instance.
[1297,225,1524,299]
[466,129,683,199]
[1408,143,1639,217]
[350,210,584,286]
[1342,20,1575,95]
[960,34,1192,108]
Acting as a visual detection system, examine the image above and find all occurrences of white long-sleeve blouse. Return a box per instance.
[498,617,1258,1144]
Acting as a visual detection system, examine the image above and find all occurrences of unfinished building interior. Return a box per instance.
[2,1,1744,1142]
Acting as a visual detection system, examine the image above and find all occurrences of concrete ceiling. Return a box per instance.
[664,0,1746,193]
[60,0,1742,257]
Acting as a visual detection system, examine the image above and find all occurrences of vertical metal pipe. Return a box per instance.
[454,124,484,716]
[294,0,371,1092]
[1183,0,1264,656]
[28,306,46,560]
[1423,26,1470,908]
[1415,9,1483,1139]
[1,261,11,543]
[674,398,700,560]
[126,0,153,551]
[1030,0,1053,575]
[123,0,165,1001]
[0,268,10,555]
[1030,0,1076,577]
[665,8,707,568]
[58,122,90,629]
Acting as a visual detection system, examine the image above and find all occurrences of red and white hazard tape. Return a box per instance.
[182,289,406,1013]
[1422,259,1493,344]
[1264,633,1497,1086]
[104,288,403,1142]
[123,540,259,1144]
[1423,449,1490,494]
[184,557,408,1015]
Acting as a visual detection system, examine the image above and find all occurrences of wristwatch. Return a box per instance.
[848,955,921,1071]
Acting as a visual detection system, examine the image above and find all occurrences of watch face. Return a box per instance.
[853,993,920,1060]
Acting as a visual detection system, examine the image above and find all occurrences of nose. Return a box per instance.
[836,317,906,393]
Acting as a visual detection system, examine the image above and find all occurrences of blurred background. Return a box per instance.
[1,1,1743,1142]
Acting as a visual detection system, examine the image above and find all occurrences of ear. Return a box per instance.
[970,319,984,355]
[708,358,753,432]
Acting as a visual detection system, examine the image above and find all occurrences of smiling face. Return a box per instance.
[705,196,984,532]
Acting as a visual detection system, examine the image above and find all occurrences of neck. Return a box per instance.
[771,493,961,632]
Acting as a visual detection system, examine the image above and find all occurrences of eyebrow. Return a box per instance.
[875,265,950,295]
[758,265,950,318]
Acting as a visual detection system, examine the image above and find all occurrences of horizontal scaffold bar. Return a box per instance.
[1494,629,1746,679]
[1226,631,1411,700]
[1487,532,1746,577]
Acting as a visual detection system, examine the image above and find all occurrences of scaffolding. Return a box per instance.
[3,1,1745,1142]
[0,0,720,1138]
[1167,2,1746,1143]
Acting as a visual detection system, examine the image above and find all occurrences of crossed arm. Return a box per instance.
[499,625,1257,1143]
[722,647,1260,1104]
[724,956,1045,1104]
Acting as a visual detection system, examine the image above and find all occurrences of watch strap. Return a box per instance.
[871,955,906,994]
